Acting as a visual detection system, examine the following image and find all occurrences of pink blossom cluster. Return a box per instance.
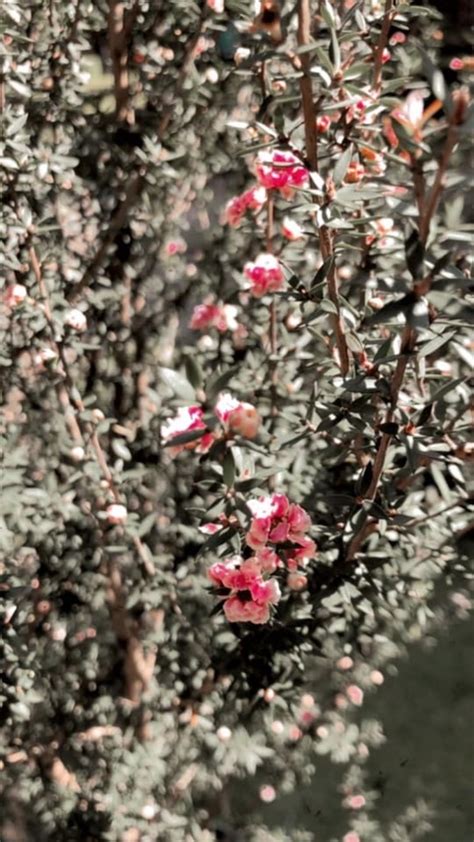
[208,555,281,624]
[255,149,309,195]
[189,300,239,333]
[207,494,316,624]
[243,253,284,297]
[224,186,267,227]
[246,493,316,569]
[162,393,260,455]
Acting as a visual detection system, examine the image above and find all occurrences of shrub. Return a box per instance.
[0,0,472,840]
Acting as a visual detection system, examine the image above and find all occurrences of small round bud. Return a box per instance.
[259,784,276,803]
[287,572,307,591]
[70,446,85,462]
[64,308,87,332]
[216,725,232,742]
[4,284,27,307]
[106,504,128,525]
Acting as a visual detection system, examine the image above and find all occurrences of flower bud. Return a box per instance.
[64,308,87,332]
[106,504,128,525]
[4,284,27,307]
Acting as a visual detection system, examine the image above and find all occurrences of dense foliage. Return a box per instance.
[0,0,472,840]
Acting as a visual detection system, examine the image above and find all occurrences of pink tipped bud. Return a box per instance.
[346,684,364,706]
[337,656,353,670]
[287,572,308,591]
[449,57,464,71]
[4,284,28,307]
[281,217,305,241]
[345,794,366,810]
[316,115,331,133]
[259,784,276,803]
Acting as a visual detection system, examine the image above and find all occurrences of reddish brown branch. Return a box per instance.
[297,0,349,376]
[419,123,458,247]
[297,0,318,172]
[107,0,136,124]
[345,326,415,562]
[372,0,394,92]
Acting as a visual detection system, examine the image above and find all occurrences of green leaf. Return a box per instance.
[418,330,457,358]
[333,144,353,186]
[405,230,425,280]
[185,355,203,390]
[162,428,207,448]
[159,367,196,401]
[223,449,235,488]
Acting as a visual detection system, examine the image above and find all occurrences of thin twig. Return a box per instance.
[346,326,415,561]
[297,0,349,376]
[372,0,394,92]
[419,123,458,247]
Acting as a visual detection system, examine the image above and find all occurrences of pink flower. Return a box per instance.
[225,194,248,227]
[287,504,312,534]
[214,393,260,439]
[207,0,224,13]
[381,48,391,64]
[165,239,186,256]
[449,57,464,71]
[223,595,271,624]
[370,670,384,686]
[199,523,223,535]
[243,253,284,298]
[346,684,364,706]
[255,149,308,194]
[4,284,27,307]
[64,308,87,332]
[161,406,214,456]
[189,301,239,333]
[224,186,266,226]
[255,547,280,573]
[106,504,128,525]
[245,495,315,566]
[344,161,365,183]
[259,784,276,803]
[316,115,331,133]
[281,216,305,241]
[343,833,361,842]
[209,555,281,625]
[337,656,354,671]
[345,795,366,810]
[347,98,368,122]
[245,185,267,210]
[287,572,307,591]
[389,32,406,46]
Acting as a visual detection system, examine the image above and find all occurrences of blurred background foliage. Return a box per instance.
[0,0,473,840]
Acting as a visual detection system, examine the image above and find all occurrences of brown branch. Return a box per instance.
[419,123,458,247]
[297,0,349,376]
[68,169,145,303]
[346,326,416,561]
[297,0,318,172]
[372,0,394,92]
[107,0,135,124]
